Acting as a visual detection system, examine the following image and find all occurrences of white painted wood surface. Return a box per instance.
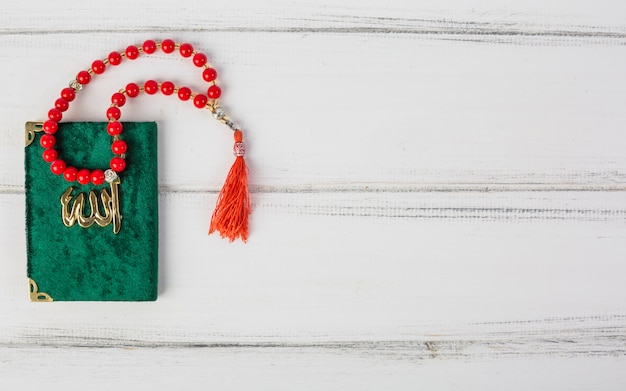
[1,1,626,389]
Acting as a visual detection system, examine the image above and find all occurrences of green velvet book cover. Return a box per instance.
[25,122,158,301]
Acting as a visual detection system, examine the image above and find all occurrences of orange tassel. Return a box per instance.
[209,130,250,242]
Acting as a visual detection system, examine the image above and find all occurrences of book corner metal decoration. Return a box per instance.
[24,40,251,302]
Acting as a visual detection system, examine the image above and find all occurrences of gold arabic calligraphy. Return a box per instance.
[60,179,122,234]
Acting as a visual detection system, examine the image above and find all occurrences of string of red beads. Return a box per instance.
[41,39,224,185]
[104,80,223,175]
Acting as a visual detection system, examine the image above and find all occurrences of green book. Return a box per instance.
[25,122,158,301]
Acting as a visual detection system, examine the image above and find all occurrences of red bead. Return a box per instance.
[92,60,106,74]
[50,159,66,175]
[202,68,217,82]
[143,40,157,54]
[106,106,121,120]
[144,80,159,95]
[61,87,76,102]
[43,120,58,134]
[42,149,58,163]
[91,169,105,185]
[161,39,175,53]
[177,87,191,101]
[110,157,126,172]
[55,98,69,112]
[193,53,207,67]
[161,81,175,95]
[48,108,62,122]
[77,169,91,185]
[76,70,91,85]
[125,82,140,98]
[111,92,126,106]
[108,51,122,65]
[111,140,127,154]
[107,121,123,136]
[207,85,221,99]
[63,166,77,182]
[179,43,193,57]
[125,45,139,60]
[193,94,208,108]
[40,134,56,149]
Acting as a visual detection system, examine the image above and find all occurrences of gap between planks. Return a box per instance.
[1,25,625,42]
[2,183,626,195]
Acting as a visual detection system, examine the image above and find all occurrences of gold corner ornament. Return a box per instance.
[28,278,53,302]
[25,121,44,147]
[61,178,123,234]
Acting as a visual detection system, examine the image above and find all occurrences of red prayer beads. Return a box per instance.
[40,134,56,149]
[144,80,159,95]
[63,166,77,182]
[76,169,91,185]
[91,169,105,186]
[40,39,225,185]
[43,149,58,162]
[50,159,66,175]
[92,60,106,74]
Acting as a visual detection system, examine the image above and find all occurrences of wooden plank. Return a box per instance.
[1,33,625,189]
[2,191,625,345]
[1,347,625,390]
[2,0,625,36]
[2,1,626,388]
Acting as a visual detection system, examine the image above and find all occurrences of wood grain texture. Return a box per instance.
[1,0,625,389]
[2,348,625,390]
[1,32,625,189]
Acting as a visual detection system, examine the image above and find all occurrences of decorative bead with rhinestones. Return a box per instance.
[69,79,83,92]
[233,142,245,157]
[104,169,118,183]
[213,107,225,119]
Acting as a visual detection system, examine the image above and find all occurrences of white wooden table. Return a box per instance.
[2,1,625,389]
